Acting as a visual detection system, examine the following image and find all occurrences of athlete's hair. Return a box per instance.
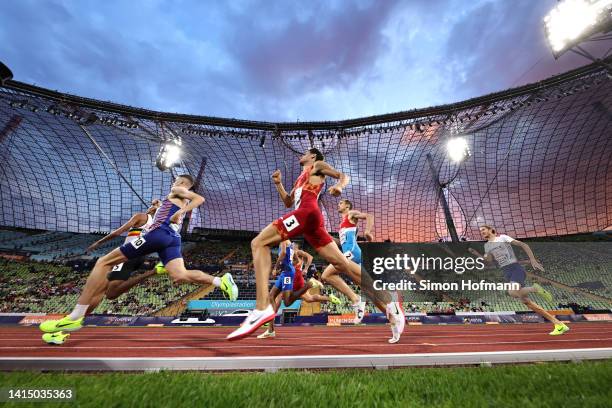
[309,148,324,161]
[341,199,353,209]
[177,174,195,190]
[480,224,496,234]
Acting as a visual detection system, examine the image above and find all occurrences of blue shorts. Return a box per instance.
[119,227,182,266]
[342,245,362,266]
[502,263,526,286]
[274,265,296,292]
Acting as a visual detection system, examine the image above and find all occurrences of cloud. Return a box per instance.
[0,0,606,122]
[221,0,399,97]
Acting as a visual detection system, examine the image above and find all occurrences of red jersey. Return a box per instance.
[273,164,334,249]
[292,259,305,291]
[339,214,357,229]
[293,166,323,209]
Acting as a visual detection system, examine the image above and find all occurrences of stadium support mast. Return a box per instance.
[426,153,459,242]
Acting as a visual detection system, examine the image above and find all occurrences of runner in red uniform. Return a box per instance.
[227,148,363,340]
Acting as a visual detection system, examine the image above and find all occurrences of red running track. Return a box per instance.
[1,322,611,358]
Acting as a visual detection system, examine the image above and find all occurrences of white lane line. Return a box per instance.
[4,330,612,342]
[0,337,611,350]
[1,348,611,371]
[3,347,612,361]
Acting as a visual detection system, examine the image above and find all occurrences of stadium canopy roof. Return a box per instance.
[0,58,611,242]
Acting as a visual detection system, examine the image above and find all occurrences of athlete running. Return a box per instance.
[78,200,166,311]
[227,148,401,341]
[257,240,340,339]
[40,175,239,344]
[322,199,405,343]
[469,225,569,336]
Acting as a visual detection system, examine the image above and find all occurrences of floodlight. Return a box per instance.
[544,0,612,59]
[156,139,182,171]
[446,137,470,163]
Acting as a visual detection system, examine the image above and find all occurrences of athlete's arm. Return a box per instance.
[468,247,493,264]
[350,210,375,241]
[313,161,349,197]
[272,170,294,207]
[510,240,544,271]
[272,241,287,275]
[296,249,313,273]
[169,187,205,223]
[86,213,147,253]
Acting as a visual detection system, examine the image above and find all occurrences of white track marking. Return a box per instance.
[0,337,611,350]
[1,348,611,371]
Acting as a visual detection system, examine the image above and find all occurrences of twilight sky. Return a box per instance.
[0,0,606,122]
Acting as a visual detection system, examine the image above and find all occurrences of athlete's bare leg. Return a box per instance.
[164,258,217,285]
[77,248,127,305]
[265,286,280,332]
[86,291,107,315]
[281,282,312,306]
[301,292,330,303]
[508,289,561,324]
[84,269,156,315]
[316,243,387,312]
[322,265,360,304]
[251,224,284,309]
[105,270,156,300]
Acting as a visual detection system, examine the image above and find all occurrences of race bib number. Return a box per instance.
[112,263,124,272]
[344,250,354,260]
[130,236,146,249]
[283,277,292,285]
[294,187,302,209]
[282,215,300,232]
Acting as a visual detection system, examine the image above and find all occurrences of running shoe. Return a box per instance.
[220,273,239,301]
[308,277,323,289]
[533,283,553,303]
[257,329,276,339]
[226,304,275,341]
[42,331,70,345]
[329,294,341,305]
[549,323,570,336]
[353,300,366,324]
[39,316,83,333]
[387,302,405,344]
[155,262,167,275]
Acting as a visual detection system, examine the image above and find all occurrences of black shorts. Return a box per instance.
[107,257,146,281]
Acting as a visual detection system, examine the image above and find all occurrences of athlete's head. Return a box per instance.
[479,225,497,240]
[146,199,161,215]
[173,174,195,190]
[338,199,352,213]
[299,148,324,165]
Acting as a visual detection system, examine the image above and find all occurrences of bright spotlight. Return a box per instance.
[544,0,612,58]
[446,137,470,163]
[156,139,182,171]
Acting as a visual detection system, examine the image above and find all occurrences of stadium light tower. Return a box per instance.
[425,136,471,242]
[544,0,612,70]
